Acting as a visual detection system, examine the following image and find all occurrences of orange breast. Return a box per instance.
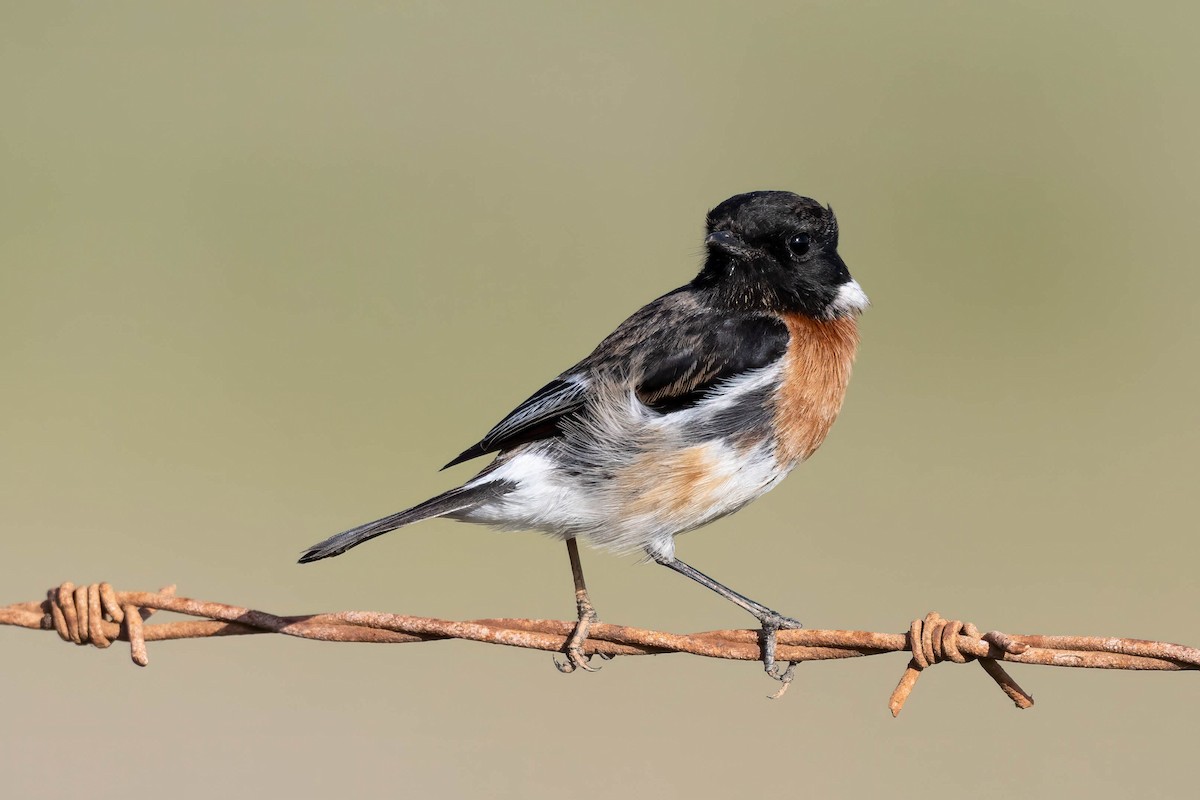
[772,314,859,464]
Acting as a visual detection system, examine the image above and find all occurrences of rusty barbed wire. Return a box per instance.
[2,582,1197,715]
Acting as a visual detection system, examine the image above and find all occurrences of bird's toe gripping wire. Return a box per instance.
[553,594,601,673]
[758,612,803,694]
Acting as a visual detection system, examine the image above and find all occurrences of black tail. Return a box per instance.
[298,481,512,563]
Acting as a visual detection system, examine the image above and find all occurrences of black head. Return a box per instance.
[694,190,868,319]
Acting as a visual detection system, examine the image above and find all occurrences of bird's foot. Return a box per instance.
[553,595,601,674]
[758,612,802,693]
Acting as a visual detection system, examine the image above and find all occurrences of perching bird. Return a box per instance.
[300,190,868,680]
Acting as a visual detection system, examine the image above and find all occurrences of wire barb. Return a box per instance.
[39,582,176,666]
[887,612,1034,717]
[3,583,1198,713]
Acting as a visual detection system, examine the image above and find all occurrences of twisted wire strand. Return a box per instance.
[2,582,1197,715]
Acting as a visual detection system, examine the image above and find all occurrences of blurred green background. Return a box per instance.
[3,2,1198,798]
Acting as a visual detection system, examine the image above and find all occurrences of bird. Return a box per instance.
[299,190,868,681]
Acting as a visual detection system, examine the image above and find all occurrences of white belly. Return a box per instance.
[456,364,797,559]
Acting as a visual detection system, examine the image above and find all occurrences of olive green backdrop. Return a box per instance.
[3,2,1198,798]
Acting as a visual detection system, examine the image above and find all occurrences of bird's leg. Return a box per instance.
[553,537,601,673]
[650,551,801,683]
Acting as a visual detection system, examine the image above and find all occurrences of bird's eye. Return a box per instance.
[787,233,811,257]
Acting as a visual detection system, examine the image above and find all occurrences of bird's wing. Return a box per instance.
[444,293,790,467]
[443,376,590,468]
[631,313,789,412]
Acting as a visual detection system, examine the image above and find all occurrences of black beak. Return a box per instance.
[705,230,755,259]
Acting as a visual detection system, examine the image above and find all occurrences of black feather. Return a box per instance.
[443,378,588,468]
[298,481,515,562]
[635,314,788,412]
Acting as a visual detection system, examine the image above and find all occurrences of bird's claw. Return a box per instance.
[552,646,599,673]
[553,601,600,674]
[759,612,802,692]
